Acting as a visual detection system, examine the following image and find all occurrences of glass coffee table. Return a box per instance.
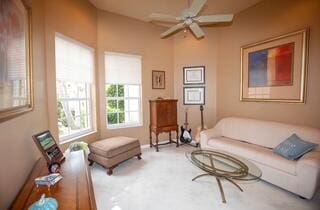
[186,149,262,203]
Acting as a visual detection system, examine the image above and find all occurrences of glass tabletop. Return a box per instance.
[186,149,262,181]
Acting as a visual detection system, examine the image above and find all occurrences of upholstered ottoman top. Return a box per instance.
[89,136,140,158]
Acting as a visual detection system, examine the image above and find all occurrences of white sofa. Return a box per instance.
[200,117,320,199]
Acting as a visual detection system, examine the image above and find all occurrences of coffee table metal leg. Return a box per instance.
[216,177,226,203]
[192,173,211,181]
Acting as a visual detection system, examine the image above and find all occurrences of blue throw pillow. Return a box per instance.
[273,134,318,160]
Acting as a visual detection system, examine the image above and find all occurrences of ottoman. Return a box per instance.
[88,136,141,175]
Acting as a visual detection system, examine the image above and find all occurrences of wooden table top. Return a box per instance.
[10,150,97,210]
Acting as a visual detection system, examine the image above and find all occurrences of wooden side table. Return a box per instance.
[149,99,179,152]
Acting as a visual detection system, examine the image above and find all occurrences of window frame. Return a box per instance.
[106,83,143,129]
[55,33,95,142]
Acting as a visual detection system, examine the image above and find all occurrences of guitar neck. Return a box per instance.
[184,109,189,129]
[200,105,204,130]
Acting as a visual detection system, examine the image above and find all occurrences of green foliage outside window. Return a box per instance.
[106,84,125,124]
[57,101,68,135]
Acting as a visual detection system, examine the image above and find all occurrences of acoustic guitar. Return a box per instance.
[195,105,207,144]
[180,108,192,143]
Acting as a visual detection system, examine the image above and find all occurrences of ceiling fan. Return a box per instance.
[149,0,234,39]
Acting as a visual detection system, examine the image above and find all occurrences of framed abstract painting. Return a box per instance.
[240,29,308,103]
[0,0,33,122]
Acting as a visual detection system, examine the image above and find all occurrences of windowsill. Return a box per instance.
[59,130,97,145]
[107,123,143,130]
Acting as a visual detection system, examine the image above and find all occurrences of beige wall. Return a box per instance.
[44,0,100,149]
[173,29,218,136]
[0,0,48,209]
[217,0,320,128]
[97,11,174,145]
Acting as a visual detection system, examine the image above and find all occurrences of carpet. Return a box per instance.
[91,144,320,210]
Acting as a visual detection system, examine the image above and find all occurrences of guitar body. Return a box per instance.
[180,108,192,143]
[180,126,192,143]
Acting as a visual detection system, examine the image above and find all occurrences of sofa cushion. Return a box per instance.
[215,117,320,149]
[273,134,318,160]
[207,136,297,175]
[89,136,140,158]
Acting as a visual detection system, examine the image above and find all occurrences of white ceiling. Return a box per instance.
[89,0,262,23]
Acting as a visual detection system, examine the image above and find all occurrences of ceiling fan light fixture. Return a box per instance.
[149,0,234,39]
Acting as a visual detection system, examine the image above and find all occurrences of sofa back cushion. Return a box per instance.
[215,117,320,149]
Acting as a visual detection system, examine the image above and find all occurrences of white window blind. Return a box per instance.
[7,37,27,80]
[105,52,141,84]
[55,34,94,83]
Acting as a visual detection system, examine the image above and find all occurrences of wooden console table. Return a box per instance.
[10,150,96,210]
[149,99,179,152]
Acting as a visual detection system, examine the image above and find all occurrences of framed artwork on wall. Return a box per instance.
[0,0,33,122]
[152,70,165,89]
[240,28,309,103]
[183,87,205,105]
[183,66,205,85]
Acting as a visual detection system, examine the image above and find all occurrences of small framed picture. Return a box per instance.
[183,66,205,85]
[33,130,65,165]
[184,87,205,105]
[152,70,165,89]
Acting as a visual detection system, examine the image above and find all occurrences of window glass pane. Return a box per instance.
[118,85,124,97]
[124,85,129,97]
[78,83,87,98]
[129,99,139,111]
[107,100,117,113]
[57,101,68,136]
[129,112,139,123]
[107,113,118,124]
[128,85,139,97]
[106,84,117,97]
[118,100,124,112]
[119,112,125,123]
[68,101,80,118]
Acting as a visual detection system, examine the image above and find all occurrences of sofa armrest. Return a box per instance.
[200,128,222,148]
[296,150,320,199]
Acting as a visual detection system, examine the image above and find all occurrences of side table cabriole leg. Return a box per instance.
[176,129,179,147]
[156,133,159,152]
[149,127,152,148]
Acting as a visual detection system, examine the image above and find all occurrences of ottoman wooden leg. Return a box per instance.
[137,154,142,160]
[107,167,114,175]
[88,159,94,166]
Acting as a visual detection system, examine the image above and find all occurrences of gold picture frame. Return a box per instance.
[0,0,33,122]
[240,28,309,103]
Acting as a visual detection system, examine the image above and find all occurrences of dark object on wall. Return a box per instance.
[183,87,205,105]
[149,99,179,152]
[183,66,205,85]
[152,70,165,89]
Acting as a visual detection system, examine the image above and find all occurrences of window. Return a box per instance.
[55,34,95,141]
[105,52,142,128]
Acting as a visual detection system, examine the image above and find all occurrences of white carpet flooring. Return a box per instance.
[91,144,320,210]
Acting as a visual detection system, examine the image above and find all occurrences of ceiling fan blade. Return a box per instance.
[188,0,207,16]
[160,23,185,38]
[149,13,180,23]
[195,14,234,23]
[189,22,205,39]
